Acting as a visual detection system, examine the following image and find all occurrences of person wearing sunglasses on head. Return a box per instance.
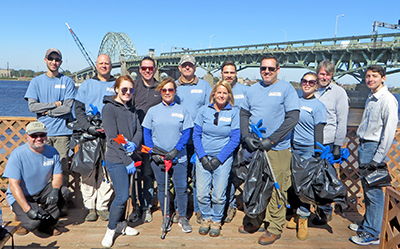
[4,122,70,236]
[142,76,194,234]
[25,48,76,189]
[101,75,142,247]
[239,54,300,245]
[74,54,116,222]
[193,80,240,237]
[174,54,212,224]
[132,57,162,223]
[312,60,349,226]
[286,72,326,241]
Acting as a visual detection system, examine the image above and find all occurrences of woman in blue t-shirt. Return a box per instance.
[193,80,240,237]
[288,72,326,241]
[142,76,194,233]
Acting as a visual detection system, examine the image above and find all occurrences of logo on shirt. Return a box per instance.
[269,92,281,97]
[43,160,54,167]
[171,113,184,118]
[301,106,313,112]
[54,84,66,89]
[106,87,114,92]
[219,117,231,122]
[191,89,203,94]
[234,94,244,99]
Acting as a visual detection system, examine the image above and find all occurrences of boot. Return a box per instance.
[287,214,298,229]
[297,216,308,241]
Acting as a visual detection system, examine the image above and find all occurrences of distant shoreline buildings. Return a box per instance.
[0,69,11,78]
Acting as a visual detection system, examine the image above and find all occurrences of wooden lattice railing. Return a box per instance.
[380,187,400,249]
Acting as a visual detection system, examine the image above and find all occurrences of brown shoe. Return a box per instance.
[297,217,308,241]
[53,227,62,236]
[238,223,265,234]
[287,214,298,229]
[16,227,29,236]
[258,231,281,245]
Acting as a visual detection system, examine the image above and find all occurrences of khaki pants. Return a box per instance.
[47,136,70,187]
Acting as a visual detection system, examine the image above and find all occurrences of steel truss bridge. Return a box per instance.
[75,32,400,83]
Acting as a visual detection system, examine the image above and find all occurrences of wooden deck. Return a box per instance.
[1,205,379,249]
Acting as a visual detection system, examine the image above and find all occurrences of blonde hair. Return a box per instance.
[209,80,234,106]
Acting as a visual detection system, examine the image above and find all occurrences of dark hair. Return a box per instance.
[260,54,279,67]
[366,65,386,77]
[114,75,135,93]
[301,72,317,82]
[221,60,236,71]
[140,56,156,68]
[156,76,177,91]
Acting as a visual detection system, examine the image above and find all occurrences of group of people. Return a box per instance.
[2,48,398,247]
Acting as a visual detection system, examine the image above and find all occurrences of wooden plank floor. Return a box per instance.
[0,205,380,249]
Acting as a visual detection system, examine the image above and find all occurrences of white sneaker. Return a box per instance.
[116,221,139,236]
[350,232,380,245]
[348,223,359,232]
[101,227,115,248]
[142,209,153,223]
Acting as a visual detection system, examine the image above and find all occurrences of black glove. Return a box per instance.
[46,188,59,205]
[26,207,50,220]
[367,160,379,170]
[259,138,273,151]
[164,148,179,161]
[200,156,213,171]
[152,154,165,164]
[210,157,221,170]
[87,126,101,136]
[244,137,260,152]
[332,145,341,160]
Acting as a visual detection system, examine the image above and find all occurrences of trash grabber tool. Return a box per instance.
[161,159,173,239]
[123,161,141,235]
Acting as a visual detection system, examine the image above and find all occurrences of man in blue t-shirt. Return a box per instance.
[4,122,70,236]
[239,54,300,245]
[24,48,76,187]
[175,54,212,224]
[74,54,115,222]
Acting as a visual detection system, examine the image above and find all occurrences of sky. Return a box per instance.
[1,0,399,86]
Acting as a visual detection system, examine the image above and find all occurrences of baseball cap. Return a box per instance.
[26,122,47,135]
[45,48,62,59]
[179,55,196,66]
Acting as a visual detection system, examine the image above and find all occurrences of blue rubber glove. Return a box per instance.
[126,161,137,174]
[314,142,331,159]
[123,141,137,153]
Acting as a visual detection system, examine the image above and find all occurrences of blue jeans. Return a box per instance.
[106,161,129,230]
[292,144,314,217]
[358,141,382,237]
[196,155,233,223]
[151,160,188,217]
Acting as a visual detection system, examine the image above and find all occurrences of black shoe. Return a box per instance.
[312,211,332,225]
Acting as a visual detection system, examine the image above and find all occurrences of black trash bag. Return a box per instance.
[232,144,254,181]
[70,137,103,177]
[291,151,348,210]
[242,150,274,219]
[359,162,392,188]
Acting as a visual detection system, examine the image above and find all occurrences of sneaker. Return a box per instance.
[178,217,192,233]
[348,223,359,232]
[195,211,202,224]
[97,210,110,221]
[209,222,221,237]
[142,209,153,223]
[85,209,98,222]
[287,214,298,229]
[161,216,172,232]
[116,221,139,236]
[172,211,179,223]
[199,219,211,235]
[101,227,116,248]
[224,206,236,223]
[297,217,308,241]
[350,232,380,245]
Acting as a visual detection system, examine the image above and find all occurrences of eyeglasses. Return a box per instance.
[161,88,175,94]
[260,66,277,72]
[140,66,154,71]
[213,112,219,126]
[47,56,62,62]
[301,79,317,87]
[29,133,47,139]
[121,87,134,94]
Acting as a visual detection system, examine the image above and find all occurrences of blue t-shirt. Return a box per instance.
[142,102,193,159]
[194,103,240,157]
[232,83,249,108]
[3,144,62,206]
[293,97,327,146]
[175,79,212,121]
[76,78,115,117]
[24,73,76,136]
[241,80,300,150]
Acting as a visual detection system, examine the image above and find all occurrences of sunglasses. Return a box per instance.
[260,66,277,72]
[301,79,317,87]
[140,66,154,71]
[213,112,219,126]
[161,88,175,94]
[29,133,47,139]
[121,87,134,94]
[47,56,62,62]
